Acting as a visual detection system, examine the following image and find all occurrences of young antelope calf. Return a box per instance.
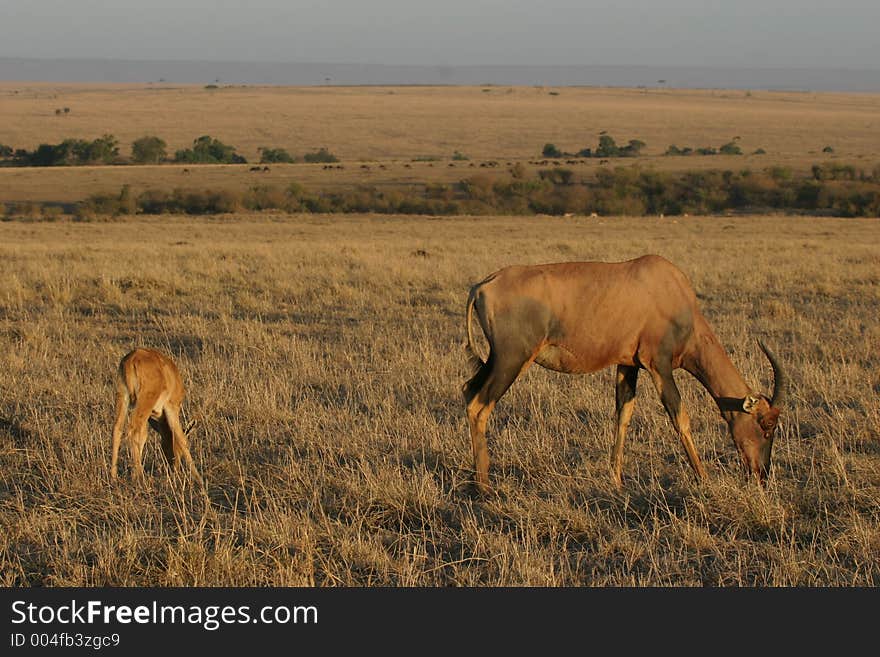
[110,348,202,485]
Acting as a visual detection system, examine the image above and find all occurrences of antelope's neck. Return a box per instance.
[683,317,752,411]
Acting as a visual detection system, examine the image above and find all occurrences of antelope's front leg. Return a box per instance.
[649,368,707,480]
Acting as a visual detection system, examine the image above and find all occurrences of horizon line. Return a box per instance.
[1,55,879,74]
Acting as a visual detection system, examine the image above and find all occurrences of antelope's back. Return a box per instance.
[120,348,185,404]
[480,256,700,368]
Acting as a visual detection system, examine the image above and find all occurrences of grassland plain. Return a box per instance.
[0,213,878,586]
[2,83,880,204]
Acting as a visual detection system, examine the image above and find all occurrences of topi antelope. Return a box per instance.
[111,348,202,485]
[463,255,785,493]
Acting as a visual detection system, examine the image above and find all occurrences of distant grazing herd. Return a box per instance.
[176,157,613,175]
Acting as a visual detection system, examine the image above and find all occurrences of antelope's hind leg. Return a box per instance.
[125,401,157,483]
[110,383,129,480]
[150,415,175,468]
[165,405,203,486]
[464,348,538,495]
[611,365,639,487]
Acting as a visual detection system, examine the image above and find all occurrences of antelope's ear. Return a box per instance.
[759,407,781,432]
[742,395,761,414]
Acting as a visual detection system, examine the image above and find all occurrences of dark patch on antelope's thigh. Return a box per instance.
[490,296,553,355]
[499,297,582,372]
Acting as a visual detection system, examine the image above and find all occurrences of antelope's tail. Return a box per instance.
[465,284,485,368]
[462,284,492,401]
[120,354,140,401]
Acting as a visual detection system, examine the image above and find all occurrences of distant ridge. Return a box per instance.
[1,57,879,92]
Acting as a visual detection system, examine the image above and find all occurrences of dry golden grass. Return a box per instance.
[1,213,878,586]
[2,83,879,203]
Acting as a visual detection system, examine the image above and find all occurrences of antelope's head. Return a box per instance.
[728,342,786,485]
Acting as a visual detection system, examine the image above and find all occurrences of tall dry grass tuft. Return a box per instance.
[0,213,878,586]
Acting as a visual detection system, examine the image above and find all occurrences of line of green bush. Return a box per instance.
[42,163,877,220]
[0,135,340,167]
[1,135,122,166]
[543,134,646,159]
[666,140,746,156]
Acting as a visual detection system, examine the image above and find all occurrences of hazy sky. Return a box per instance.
[1,0,878,69]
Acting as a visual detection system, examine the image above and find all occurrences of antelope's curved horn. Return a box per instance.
[758,340,786,407]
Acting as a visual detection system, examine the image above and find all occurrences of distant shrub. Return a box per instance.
[83,134,120,163]
[174,135,246,164]
[767,166,793,182]
[80,194,121,217]
[244,185,289,210]
[456,174,496,203]
[258,147,295,163]
[542,143,563,158]
[665,145,693,156]
[0,144,12,158]
[595,135,619,158]
[303,147,339,163]
[753,148,766,155]
[572,135,647,158]
[136,189,172,214]
[538,168,575,185]
[667,142,745,156]
[131,136,167,164]
[286,182,306,199]
[621,139,646,157]
[795,181,822,209]
[41,205,64,221]
[117,185,137,214]
[452,150,469,161]
[826,164,857,180]
[131,188,241,214]
[15,135,120,166]
[174,189,241,213]
[80,185,136,217]
[4,201,40,220]
[822,146,835,153]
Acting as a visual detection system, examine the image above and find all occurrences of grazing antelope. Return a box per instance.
[111,348,202,485]
[463,255,785,493]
